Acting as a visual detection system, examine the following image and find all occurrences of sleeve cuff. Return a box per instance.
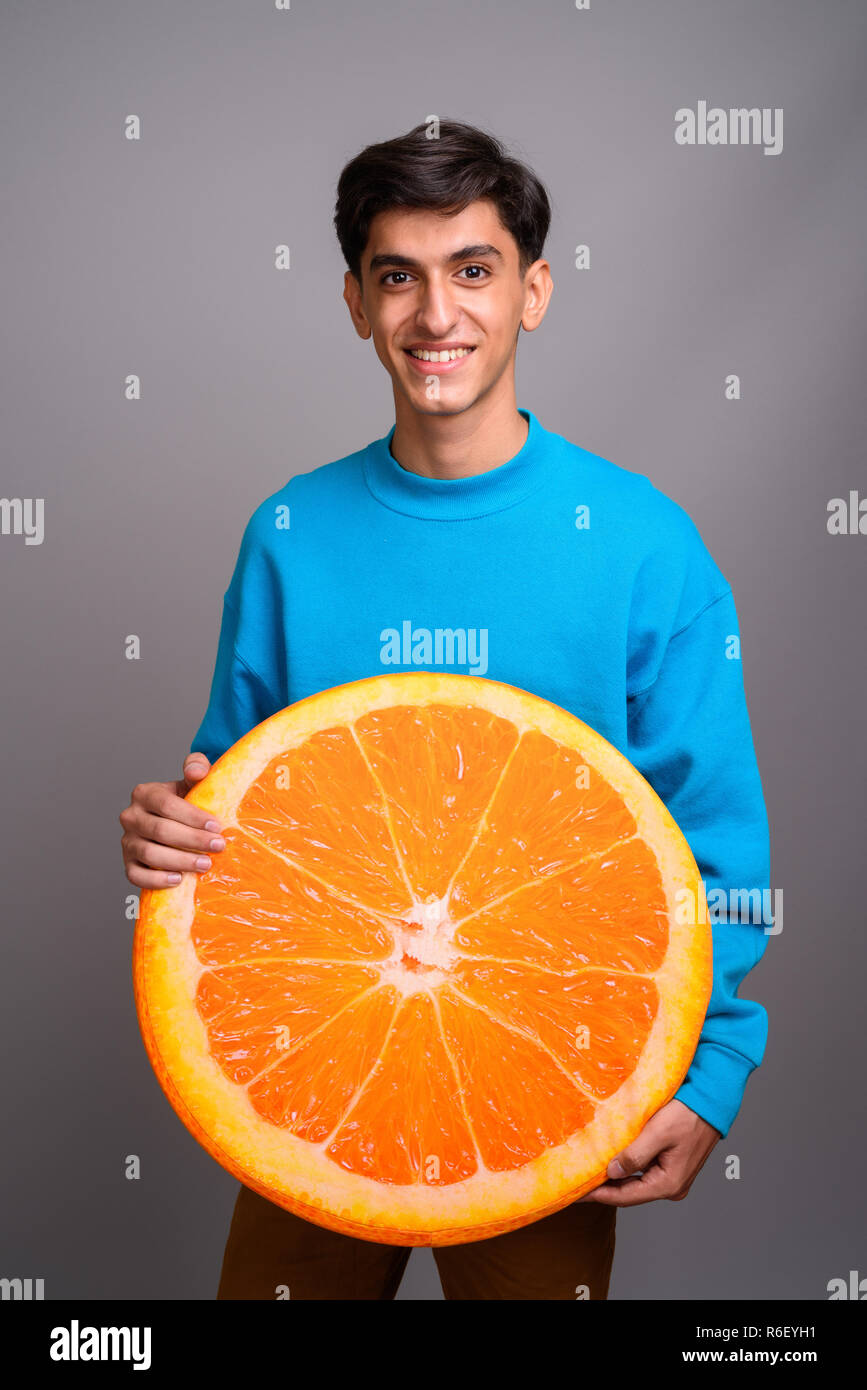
[673,1041,759,1138]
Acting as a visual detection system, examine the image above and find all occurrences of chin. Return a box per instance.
[408,395,474,417]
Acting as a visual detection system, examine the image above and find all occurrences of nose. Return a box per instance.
[413,275,460,339]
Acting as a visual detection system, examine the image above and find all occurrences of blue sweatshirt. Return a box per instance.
[190,406,771,1139]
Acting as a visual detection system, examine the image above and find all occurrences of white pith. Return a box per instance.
[379,894,458,991]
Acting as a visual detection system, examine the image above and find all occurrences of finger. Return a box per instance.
[575,1166,632,1202]
[124,836,216,876]
[135,783,222,833]
[135,809,225,856]
[578,1164,674,1207]
[576,1184,626,1205]
[182,752,211,786]
[605,1119,674,1180]
[126,861,186,890]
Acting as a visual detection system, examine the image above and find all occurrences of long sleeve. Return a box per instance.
[627,588,771,1138]
[189,593,283,766]
[189,497,290,766]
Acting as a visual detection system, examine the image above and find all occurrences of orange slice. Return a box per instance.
[133,673,711,1246]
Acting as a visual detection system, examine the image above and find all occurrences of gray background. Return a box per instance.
[1,0,864,1299]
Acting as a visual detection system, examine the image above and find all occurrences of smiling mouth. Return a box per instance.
[403,346,477,373]
[405,346,475,361]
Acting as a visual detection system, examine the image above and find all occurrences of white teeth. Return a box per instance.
[408,347,474,361]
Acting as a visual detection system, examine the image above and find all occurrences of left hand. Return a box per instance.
[576,1099,721,1206]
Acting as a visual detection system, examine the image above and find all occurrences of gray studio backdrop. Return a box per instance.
[1,0,864,1300]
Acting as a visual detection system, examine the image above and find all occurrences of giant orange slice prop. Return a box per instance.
[133,673,711,1246]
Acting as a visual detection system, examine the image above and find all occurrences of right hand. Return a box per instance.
[120,752,226,889]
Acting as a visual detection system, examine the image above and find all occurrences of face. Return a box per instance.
[343,199,552,417]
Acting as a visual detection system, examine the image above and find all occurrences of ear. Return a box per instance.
[521,259,554,334]
[343,270,372,340]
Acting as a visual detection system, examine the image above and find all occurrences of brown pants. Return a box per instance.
[217,1183,617,1300]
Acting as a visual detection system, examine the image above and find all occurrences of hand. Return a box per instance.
[119,752,225,889]
[576,1099,721,1206]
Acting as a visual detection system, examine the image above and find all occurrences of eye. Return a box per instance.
[379,264,491,286]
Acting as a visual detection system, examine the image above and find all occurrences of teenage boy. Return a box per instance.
[120,120,770,1301]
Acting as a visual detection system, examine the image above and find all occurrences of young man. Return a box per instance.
[120,120,770,1301]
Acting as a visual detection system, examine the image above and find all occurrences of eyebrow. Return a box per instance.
[367,243,505,273]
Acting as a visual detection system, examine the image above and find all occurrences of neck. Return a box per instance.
[389,377,528,481]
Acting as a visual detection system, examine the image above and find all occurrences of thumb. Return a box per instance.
[182,751,211,786]
[607,1132,663,1180]
[607,1153,638,1180]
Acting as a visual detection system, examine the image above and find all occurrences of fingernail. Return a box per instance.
[209,837,225,852]
[195,856,211,870]
[167,873,182,885]
[204,820,221,832]
[608,1160,625,1178]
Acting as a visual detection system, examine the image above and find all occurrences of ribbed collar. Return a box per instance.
[362,407,552,520]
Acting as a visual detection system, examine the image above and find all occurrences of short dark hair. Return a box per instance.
[334,119,551,285]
